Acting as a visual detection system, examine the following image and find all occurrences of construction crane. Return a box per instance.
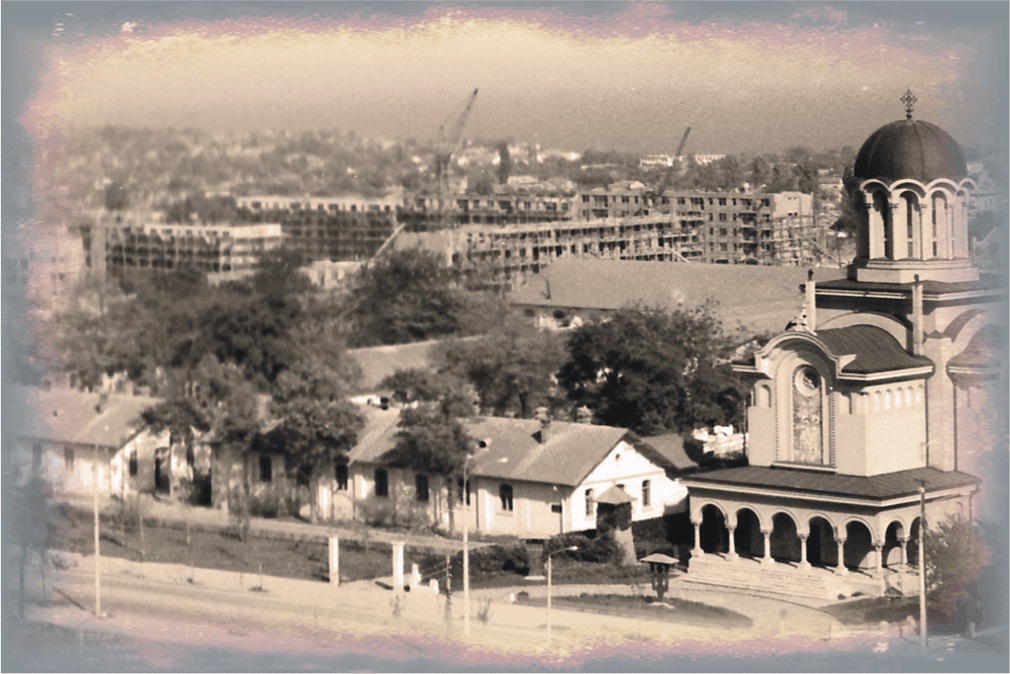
[435,87,479,228]
[674,126,692,170]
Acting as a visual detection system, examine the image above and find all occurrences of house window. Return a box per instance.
[585,488,595,517]
[186,445,195,468]
[499,484,514,512]
[642,480,651,508]
[375,469,389,497]
[335,463,348,491]
[258,454,272,483]
[457,478,471,506]
[415,474,429,502]
[129,450,139,477]
[64,447,75,471]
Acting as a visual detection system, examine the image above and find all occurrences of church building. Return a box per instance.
[681,93,1006,599]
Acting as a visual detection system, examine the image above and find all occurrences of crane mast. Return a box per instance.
[436,88,479,228]
[674,126,692,165]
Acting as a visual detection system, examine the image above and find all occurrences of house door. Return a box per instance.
[154,447,171,493]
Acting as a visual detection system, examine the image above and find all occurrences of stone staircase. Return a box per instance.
[683,553,886,603]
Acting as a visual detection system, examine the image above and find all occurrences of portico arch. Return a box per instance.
[770,512,801,563]
[884,520,907,569]
[698,503,728,554]
[806,516,838,567]
[733,508,762,559]
[907,517,921,567]
[843,520,875,570]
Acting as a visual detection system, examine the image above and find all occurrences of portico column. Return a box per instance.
[899,537,908,568]
[799,534,810,568]
[692,520,703,556]
[874,543,884,577]
[761,530,773,565]
[835,538,848,575]
[726,526,738,560]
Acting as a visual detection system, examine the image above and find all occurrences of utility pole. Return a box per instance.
[917,479,928,655]
[93,443,102,618]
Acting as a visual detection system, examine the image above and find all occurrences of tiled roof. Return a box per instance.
[350,412,674,488]
[813,325,933,375]
[510,259,844,337]
[685,465,979,501]
[596,484,636,504]
[9,385,165,448]
[816,275,1005,297]
[347,337,484,394]
[345,405,402,463]
[641,434,698,472]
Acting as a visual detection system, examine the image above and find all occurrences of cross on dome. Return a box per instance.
[900,89,917,119]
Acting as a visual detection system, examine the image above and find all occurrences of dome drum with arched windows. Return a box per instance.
[847,101,979,284]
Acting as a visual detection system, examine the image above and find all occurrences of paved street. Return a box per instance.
[5,551,1006,671]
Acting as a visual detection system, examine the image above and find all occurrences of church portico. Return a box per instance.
[685,465,978,579]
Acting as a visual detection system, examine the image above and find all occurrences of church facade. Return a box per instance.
[681,95,1006,598]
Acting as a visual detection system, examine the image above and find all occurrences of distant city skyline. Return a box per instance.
[10,2,1009,155]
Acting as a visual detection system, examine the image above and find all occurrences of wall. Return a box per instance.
[861,383,928,475]
[574,440,686,530]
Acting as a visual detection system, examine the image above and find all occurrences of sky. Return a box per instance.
[7,2,1009,156]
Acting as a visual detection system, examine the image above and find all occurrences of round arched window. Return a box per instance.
[794,366,820,397]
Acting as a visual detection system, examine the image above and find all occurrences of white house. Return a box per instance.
[347,411,690,538]
[7,384,170,499]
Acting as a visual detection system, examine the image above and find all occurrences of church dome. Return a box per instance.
[853,118,967,184]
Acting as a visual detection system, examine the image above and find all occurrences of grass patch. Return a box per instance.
[61,509,389,584]
[517,593,752,629]
[823,596,921,626]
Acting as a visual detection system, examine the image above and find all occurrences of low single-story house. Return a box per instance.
[347,411,691,538]
[7,384,170,499]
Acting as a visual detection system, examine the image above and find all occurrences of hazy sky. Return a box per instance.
[9,2,1009,155]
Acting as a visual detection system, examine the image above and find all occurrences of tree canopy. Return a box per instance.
[557,304,746,435]
[343,249,507,347]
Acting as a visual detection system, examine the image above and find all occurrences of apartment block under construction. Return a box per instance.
[396,188,826,290]
[79,213,283,281]
[235,195,400,261]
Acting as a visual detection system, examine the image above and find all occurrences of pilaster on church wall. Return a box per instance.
[745,395,776,467]
[923,335,958,472]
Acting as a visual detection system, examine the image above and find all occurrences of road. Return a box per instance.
[6,552,1007,672]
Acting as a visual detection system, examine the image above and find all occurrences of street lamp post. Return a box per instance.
[462,452,477,639]
[546,545,578,646]
[917,480,928,655]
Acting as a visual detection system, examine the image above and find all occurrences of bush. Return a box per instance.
[545,530,623,565]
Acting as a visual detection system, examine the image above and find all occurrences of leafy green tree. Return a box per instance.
[386,371,477,531]
[344,249,505,347]
[557,305,746,435]
[497,142,512,185]
[924,516,992,624]
[439,317,567,418]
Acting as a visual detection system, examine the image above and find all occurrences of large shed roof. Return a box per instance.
[510,259,843,337]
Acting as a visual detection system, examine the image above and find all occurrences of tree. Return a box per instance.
[439,317,567,418]
[924,516,992,625]
[557,305,746,436]
[386,372,477,531]
[344,249,505,347]
[497,142,512,185]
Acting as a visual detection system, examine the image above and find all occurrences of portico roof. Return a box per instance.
[685,465,978,502]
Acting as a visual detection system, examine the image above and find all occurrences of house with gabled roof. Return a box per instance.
[7,384,170,499]
[347,411,690,538]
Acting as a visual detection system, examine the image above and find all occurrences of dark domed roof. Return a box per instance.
[853,119,967,183]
